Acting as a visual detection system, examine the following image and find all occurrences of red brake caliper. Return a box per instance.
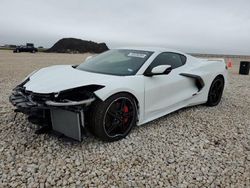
[123,105,129,124]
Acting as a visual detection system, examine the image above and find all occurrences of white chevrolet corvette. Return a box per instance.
[10,47,227,141]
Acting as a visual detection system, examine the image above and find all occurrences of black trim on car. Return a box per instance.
[179,73,205,92]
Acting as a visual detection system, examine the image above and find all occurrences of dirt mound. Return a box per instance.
[47,38,109,53]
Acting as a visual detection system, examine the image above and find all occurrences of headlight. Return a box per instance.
[56,85,105,101]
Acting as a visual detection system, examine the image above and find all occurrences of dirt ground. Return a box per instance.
[0,50,250,187]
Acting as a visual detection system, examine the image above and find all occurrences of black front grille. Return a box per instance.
[30,93,54,103]
[18,88,54,104]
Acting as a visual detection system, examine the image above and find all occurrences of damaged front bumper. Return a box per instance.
[9,86,96,141]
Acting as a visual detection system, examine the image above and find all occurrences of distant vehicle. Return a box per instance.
[13,44,38,53]
[10,47,227,142]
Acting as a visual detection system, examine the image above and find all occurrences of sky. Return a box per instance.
[1,0,250,55]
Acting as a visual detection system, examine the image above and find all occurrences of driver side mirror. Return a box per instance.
[144,65,172,77]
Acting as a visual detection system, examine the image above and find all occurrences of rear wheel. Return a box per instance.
[206,76,224,106]
[89,93,137,141]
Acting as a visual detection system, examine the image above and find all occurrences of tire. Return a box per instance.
[206,76,224,106]
[88,93,137,142]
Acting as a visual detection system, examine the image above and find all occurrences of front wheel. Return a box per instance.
[88,93,137,142]
[206,76,224,106]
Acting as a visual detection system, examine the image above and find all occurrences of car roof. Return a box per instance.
[116,46,186,54]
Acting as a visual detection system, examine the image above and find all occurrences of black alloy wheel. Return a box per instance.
[206,76,224,106]
[104,97,135,138]
[89,93,137,141]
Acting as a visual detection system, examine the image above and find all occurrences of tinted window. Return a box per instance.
[148,52,185,70]
[77,49,153,76]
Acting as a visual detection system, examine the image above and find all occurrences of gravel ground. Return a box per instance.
[0,50,250,187]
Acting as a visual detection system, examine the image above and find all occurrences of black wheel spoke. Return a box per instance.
[107,111,121,120]
[106,122,119,134]
[108,111,117,118]
[123,111,134,118]
[119,99,126,111]
[121,121,127,132]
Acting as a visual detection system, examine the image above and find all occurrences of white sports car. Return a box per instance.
[10,47,227,141]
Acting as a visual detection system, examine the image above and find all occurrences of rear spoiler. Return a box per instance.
[200,58,227,69]
[201,58,225,63]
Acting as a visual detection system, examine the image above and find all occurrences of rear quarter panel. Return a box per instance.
[186,58,227,106]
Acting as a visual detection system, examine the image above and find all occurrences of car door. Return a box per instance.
[144,52,197,119]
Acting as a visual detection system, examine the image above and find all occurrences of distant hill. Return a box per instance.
[46,38,109,53]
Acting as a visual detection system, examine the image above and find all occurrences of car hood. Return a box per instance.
[24,65,120,93]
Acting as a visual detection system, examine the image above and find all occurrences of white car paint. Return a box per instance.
[24,47,227,126]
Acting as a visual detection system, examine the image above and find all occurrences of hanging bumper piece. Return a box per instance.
[9,87,96,141]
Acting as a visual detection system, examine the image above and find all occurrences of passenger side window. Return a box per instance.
[148,52,186,70]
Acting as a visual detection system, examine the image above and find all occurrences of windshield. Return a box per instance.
[77,49,153,76]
